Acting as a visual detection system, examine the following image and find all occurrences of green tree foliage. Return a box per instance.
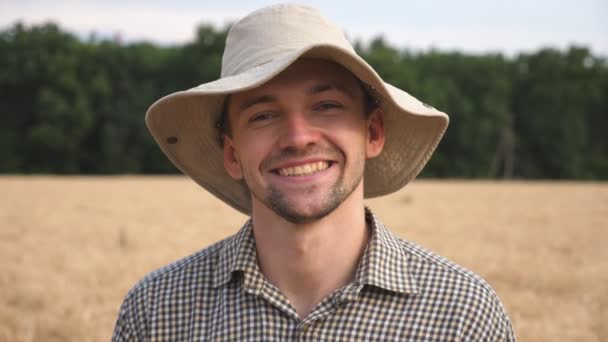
[0,22,606,179]
[1,23,93,172]
[512,47,607,178]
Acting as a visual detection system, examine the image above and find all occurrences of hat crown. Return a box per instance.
[221,4,354,77]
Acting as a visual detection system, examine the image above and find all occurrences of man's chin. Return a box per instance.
[267,195,343,225]
[248,178,357,224]
[274,205,336,224]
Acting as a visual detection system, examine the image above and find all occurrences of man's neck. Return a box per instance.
[250,187,370,320]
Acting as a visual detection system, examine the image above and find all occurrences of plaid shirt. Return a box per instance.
[113,209,515,341]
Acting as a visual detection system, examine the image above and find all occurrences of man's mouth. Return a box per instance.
[275,161,331,177]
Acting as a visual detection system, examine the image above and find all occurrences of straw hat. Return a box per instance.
[145,3,449,214]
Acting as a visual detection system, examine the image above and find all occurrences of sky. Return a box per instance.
[1,0,607,56]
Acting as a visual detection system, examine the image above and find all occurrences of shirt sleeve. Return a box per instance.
[461,288,516,342]
[111,284,150,342]
[487,303,516,342]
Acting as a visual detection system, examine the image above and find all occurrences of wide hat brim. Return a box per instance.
[146,44,449,214]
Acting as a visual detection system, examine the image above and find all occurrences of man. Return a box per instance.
[113,4,515,341]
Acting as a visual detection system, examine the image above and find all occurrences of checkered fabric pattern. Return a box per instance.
[113,208,515,341]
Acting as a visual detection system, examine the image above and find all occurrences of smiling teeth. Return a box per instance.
[278,161,329,176]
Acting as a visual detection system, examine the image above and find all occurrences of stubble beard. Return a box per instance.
[250,157,365,224]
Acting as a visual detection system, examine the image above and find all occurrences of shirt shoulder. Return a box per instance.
[394,234,515,340]
[111,235,232,341]
[140,236,227,288]
[396,234,489,290]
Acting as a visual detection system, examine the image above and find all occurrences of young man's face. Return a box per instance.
[223,59,384,223]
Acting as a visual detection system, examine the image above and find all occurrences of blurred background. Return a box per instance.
[1,1,607,341]
[1,0,606,179]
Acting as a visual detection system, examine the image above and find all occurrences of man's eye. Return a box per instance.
[249,112,275,122]
[315,102,342,111]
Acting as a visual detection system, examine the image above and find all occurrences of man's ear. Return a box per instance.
[366,108,385,158]
[223,136,243,180]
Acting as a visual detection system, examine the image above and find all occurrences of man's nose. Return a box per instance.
[277,112,321,150]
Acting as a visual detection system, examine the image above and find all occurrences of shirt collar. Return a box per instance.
[353,208,419,294]
[213,208,419,295]
[213,219,265,293]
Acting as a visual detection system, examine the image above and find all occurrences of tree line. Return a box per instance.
[1,22,606,179]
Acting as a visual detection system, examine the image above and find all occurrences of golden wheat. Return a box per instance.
[0,176,606,341]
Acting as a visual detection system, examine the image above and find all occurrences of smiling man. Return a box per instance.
[223,60,382,226]
[113,4,515,341]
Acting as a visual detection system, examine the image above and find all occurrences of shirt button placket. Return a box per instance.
[298,323,310,341]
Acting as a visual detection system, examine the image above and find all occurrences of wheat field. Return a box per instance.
[0,176,606,341]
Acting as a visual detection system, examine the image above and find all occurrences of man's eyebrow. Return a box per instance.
[307,83,355,99]
[238,95,276,112]
[238,83,354,111]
